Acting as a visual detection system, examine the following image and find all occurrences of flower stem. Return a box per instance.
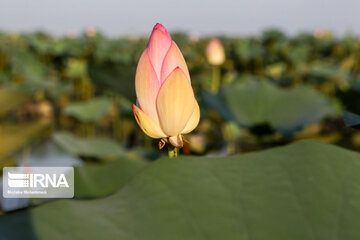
[168,146,179,158]
[211,65,221,93]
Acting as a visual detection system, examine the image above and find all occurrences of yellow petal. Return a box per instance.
[156,68,195,136]
[182,100,200,134]
[135,50,161,122]
[132,104,166,139]
[160,41,190,83]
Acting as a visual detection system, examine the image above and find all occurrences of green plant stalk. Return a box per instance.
[168,146,179,158]
[211,65,221,93]
[222,123,236,154]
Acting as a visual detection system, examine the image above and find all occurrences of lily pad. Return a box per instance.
[63,97,112,122]
[1,141,360,240]
[53,131,124,159]
[205,81,338,135]
[74,155,148,198]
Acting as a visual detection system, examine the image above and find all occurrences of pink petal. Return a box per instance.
[135,50,161,122]
[147,23,172,81]
[160,41,191,84]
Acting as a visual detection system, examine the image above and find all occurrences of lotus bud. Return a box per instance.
[206,38,225,65]
[132,23,200,149]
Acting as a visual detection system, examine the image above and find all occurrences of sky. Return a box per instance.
[0,0,359,37]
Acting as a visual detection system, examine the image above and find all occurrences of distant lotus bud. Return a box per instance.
[86,26,97,37]
[66,30,77,39]
[206,38,225,65]
[133,23,200,148]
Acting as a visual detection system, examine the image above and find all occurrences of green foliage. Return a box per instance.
[74,155,148,198]
[88,60,137,101]
[1,29,360,238]
[1,141,360,240]
[0,122,49,161]
[0,89,31,117]
[344,111,360,129]
[1,29,358,152]
[53,131,124,159]
[205,81,339,135]
[63,97,112,122]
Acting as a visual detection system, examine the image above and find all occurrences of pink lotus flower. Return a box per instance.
[206,38,225,65]
[132,23,200,148]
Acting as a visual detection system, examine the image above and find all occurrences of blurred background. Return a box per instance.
[2,0,360,36]
[0,0,360,212]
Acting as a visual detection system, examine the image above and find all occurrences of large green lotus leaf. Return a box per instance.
[63,97,112,122]
[0,89,31,117]
[268,86,337,132]
[53,131,124,159]
[74,155,148,198]
[218,81,337,134]
[1,141,360,240]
